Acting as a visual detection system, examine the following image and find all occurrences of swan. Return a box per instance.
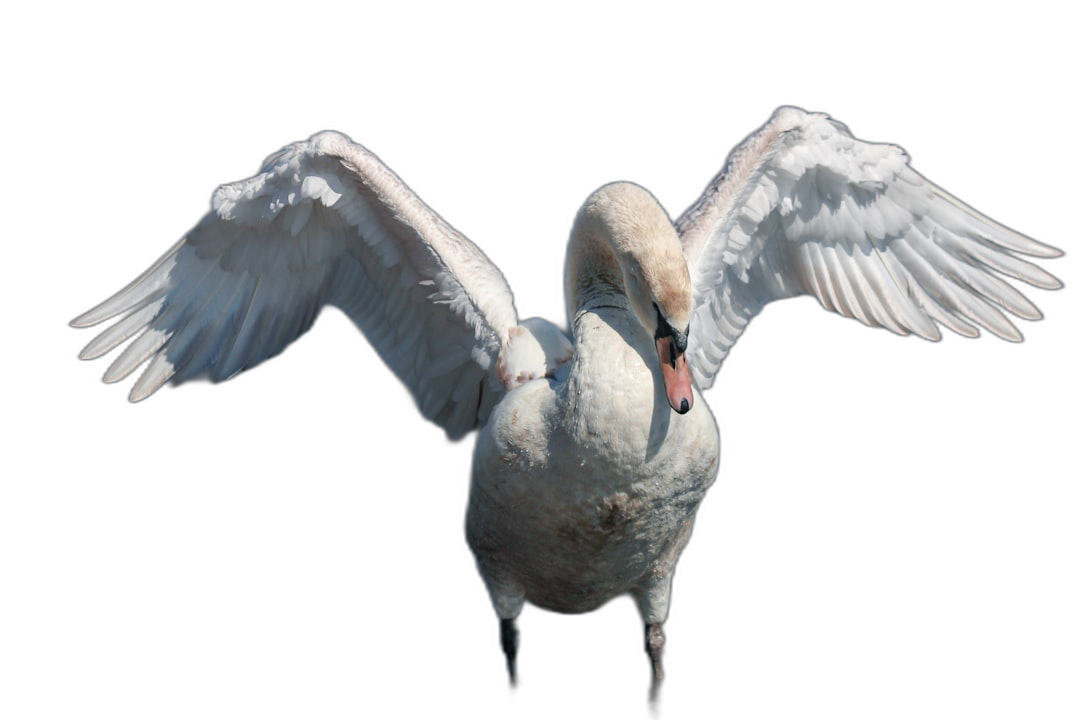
[71,106,1062,697]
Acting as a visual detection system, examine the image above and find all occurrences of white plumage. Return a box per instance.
[72,106,1061,694]
[677,108,1061,389]
[74,131,522,436]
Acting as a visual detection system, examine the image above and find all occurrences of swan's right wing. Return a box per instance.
[677,107,1062,390]
[72,132,519,439]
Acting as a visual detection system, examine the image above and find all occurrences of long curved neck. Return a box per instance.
[562,183,691,330]
[564,216,628,318]
[562,183,697,417]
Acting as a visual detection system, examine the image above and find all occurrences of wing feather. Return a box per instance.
[677,107,1062,388]
[73,132,519,438]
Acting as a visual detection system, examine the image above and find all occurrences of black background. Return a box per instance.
[33,23,1071,720]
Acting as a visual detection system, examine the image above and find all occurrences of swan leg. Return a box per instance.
[473,565,525,685]
[633,572,676,701]
[500,617,520,685]
[645,622,666,701]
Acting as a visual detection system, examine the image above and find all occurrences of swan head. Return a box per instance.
[573,182,694,414]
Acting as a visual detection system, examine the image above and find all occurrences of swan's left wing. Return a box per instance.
[677,106,1063,389]
[72,132,519,439]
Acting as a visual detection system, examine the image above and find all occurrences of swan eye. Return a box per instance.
[654,302,688,353]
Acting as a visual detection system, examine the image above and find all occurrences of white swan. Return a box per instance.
[72,106,1062,697]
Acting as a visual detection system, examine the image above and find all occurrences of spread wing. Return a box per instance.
[677,106,1063,389]
[72,132,519,439]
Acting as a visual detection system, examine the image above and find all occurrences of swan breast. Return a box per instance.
[467,308,719,613]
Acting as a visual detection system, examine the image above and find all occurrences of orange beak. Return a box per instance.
[656,336,693,414]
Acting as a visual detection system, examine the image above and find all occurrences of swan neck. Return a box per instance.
[563,182,691,337]
[564,221,627,318]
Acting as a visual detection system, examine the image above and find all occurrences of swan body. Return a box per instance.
[469,285,719,620]
[72,107,1062,696]
[468,184,718,629]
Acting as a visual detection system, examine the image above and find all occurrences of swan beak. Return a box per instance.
[656,336,694,415]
